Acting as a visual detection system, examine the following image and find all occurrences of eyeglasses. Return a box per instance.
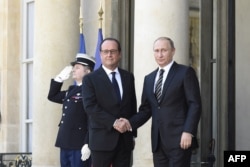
[101,49,119,55]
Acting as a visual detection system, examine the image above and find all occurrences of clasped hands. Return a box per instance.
[113,118,132,133]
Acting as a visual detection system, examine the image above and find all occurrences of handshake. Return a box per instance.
[113,118,132,133]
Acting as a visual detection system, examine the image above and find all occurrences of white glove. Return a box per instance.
[54,66,72,82]
[81,144,91,161]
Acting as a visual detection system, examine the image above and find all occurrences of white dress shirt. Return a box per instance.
[154,61,174,92]
[102,65,123,98]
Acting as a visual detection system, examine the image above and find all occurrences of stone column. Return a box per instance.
[0,0,21,152]
[32,1,80,166]
[133,0,189,166]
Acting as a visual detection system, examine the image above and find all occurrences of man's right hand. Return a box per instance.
[54,66,72,82]
[113,118,132,133]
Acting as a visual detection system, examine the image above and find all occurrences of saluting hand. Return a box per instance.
[54,66,72,82]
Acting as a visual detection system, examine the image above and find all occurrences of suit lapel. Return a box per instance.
[97,67,112,86]
[148,69,158,104]
[160,62,177,102]
[98,67,121,103]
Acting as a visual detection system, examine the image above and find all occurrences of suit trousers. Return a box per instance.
[91,135,132,167]
[153,137,192,167]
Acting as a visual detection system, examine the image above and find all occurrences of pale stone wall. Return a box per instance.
[31,0,105,166]
[235,0,250,150]
[0,0,21,152]
[32,0,80,166]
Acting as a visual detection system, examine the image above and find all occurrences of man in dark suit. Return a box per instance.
[48,53,95,167]
[82,38,137,167]
[115,37,201,167]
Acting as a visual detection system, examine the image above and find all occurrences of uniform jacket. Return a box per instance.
[130,62,201,152]
[48,79,89,149]
[82,67,137,151]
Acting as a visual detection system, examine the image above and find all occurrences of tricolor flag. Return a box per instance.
[79,32,86,54]
[94,28,103,70]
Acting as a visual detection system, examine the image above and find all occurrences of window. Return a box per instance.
[21,0,34,152]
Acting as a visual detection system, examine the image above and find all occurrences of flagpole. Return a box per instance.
[78,5,86,53]
[94,2,104,70]
[98,2,104,29]
[79,6,83,34]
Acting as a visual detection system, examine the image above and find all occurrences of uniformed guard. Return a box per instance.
[48,53,95,167]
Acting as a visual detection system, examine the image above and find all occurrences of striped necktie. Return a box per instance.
[155,69,165,103]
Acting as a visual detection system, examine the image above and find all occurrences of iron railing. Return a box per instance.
[0,153,32,167]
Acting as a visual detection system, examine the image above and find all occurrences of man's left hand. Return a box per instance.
[180,132,192,150]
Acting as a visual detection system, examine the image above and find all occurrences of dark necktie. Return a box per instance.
[111,72,121,102]
[155,69,165,103]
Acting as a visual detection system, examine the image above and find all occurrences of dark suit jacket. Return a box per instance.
[82,67,137,151]
[130,62,201,152]
[48,79,89,149]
